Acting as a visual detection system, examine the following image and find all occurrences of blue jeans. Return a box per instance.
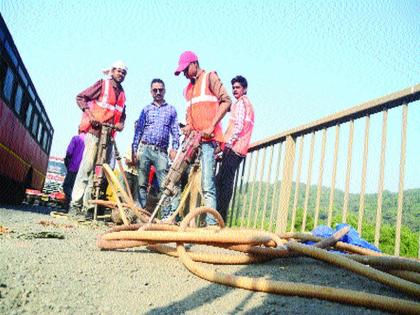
[200,142,217,225]
[136,144,168,209]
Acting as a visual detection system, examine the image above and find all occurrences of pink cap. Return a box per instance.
[174,51,198,76]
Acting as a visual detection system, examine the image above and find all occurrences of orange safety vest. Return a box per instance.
[184,71,223,142]
[224,95,254,156]
[79,79,125,136]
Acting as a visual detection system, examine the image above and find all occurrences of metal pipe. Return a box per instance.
[302,131,315,231]
[246,150,260,227]
[375,109,388,248]
[394,104,408,256]
[314,128,327,227]
[328,124,340,227]
[357,115,370,235]
[291,136,304,232]
[342,120,354,223]
[269,143,283,232]
[240,152,254,228]
[253,147,267,228]
[260,145,274,230]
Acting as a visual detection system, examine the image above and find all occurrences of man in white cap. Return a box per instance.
[174,51,231,225]
[69,60,128,218]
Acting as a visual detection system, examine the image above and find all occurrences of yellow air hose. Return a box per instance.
[96,164,420,314]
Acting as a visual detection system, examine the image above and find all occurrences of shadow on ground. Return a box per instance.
[145,254,413,314]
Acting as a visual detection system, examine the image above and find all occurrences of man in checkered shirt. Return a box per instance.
[131,78,180,209]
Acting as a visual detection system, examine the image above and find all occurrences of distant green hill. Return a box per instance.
[230,182,419,257]
[232,182,419,232]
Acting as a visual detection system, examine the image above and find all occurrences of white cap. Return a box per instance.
[102,60,128,75]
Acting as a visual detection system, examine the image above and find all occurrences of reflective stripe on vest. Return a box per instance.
[79,79,125,135]
[95,102,124,112]
[185,71,223,142]
[95,80,124,112]
[225,95,254,156]
[190,73,218,105]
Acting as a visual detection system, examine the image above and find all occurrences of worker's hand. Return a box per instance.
[215,151,223,162]
[169,149,177,161]
[86,109,100,129]
[201,126,214,139]
[181,124,192,136]
[214,142,222,155]
[125,157,135,167]
[91,121,100,129]
[114,123,124,131]
[213,142,222,161]
[225,141,233,149]
[131,152,138,164]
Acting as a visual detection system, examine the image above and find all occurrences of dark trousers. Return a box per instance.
[124,171,138,203]
[62,171,77,209]
[216,148,244,221]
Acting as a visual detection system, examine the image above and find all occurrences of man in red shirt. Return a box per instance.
[69,60,127,218]
[216,75,255,221]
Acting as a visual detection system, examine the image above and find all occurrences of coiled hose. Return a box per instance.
[97,207,420,314]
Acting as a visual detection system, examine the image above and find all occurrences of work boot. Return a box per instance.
[69,205,82,216]
[69,206,86,222]
[85,212,93,221]
[84,208,94,221]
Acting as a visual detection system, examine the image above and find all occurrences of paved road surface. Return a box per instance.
[0,205,415,314]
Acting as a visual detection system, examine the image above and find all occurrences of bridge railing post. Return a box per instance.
[275,135,296,233]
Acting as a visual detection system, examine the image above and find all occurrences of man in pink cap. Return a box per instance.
[174,51,231,225]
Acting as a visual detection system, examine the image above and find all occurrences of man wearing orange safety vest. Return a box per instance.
[216,75,255,221]
[174,51,231,225]
[69,60,127,218]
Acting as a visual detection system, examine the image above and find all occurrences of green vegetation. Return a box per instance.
[228,182,419,257]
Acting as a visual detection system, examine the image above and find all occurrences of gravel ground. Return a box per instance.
[0,205,417,315]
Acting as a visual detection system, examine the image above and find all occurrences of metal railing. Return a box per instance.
[228,84,420,257]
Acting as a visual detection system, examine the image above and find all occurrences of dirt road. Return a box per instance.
[0,205,416,314]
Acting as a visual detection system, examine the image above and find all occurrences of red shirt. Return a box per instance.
[76,79,126,136]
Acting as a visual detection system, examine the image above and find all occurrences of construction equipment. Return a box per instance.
[147,130,202,223]
[91,123,139,222]
[92,123,114,220]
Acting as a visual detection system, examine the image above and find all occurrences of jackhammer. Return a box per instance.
[91,122,139,222]
[147,130,202,223]
[91,123,114,221]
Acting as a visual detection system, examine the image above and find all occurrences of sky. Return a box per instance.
[1,0,419,193]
